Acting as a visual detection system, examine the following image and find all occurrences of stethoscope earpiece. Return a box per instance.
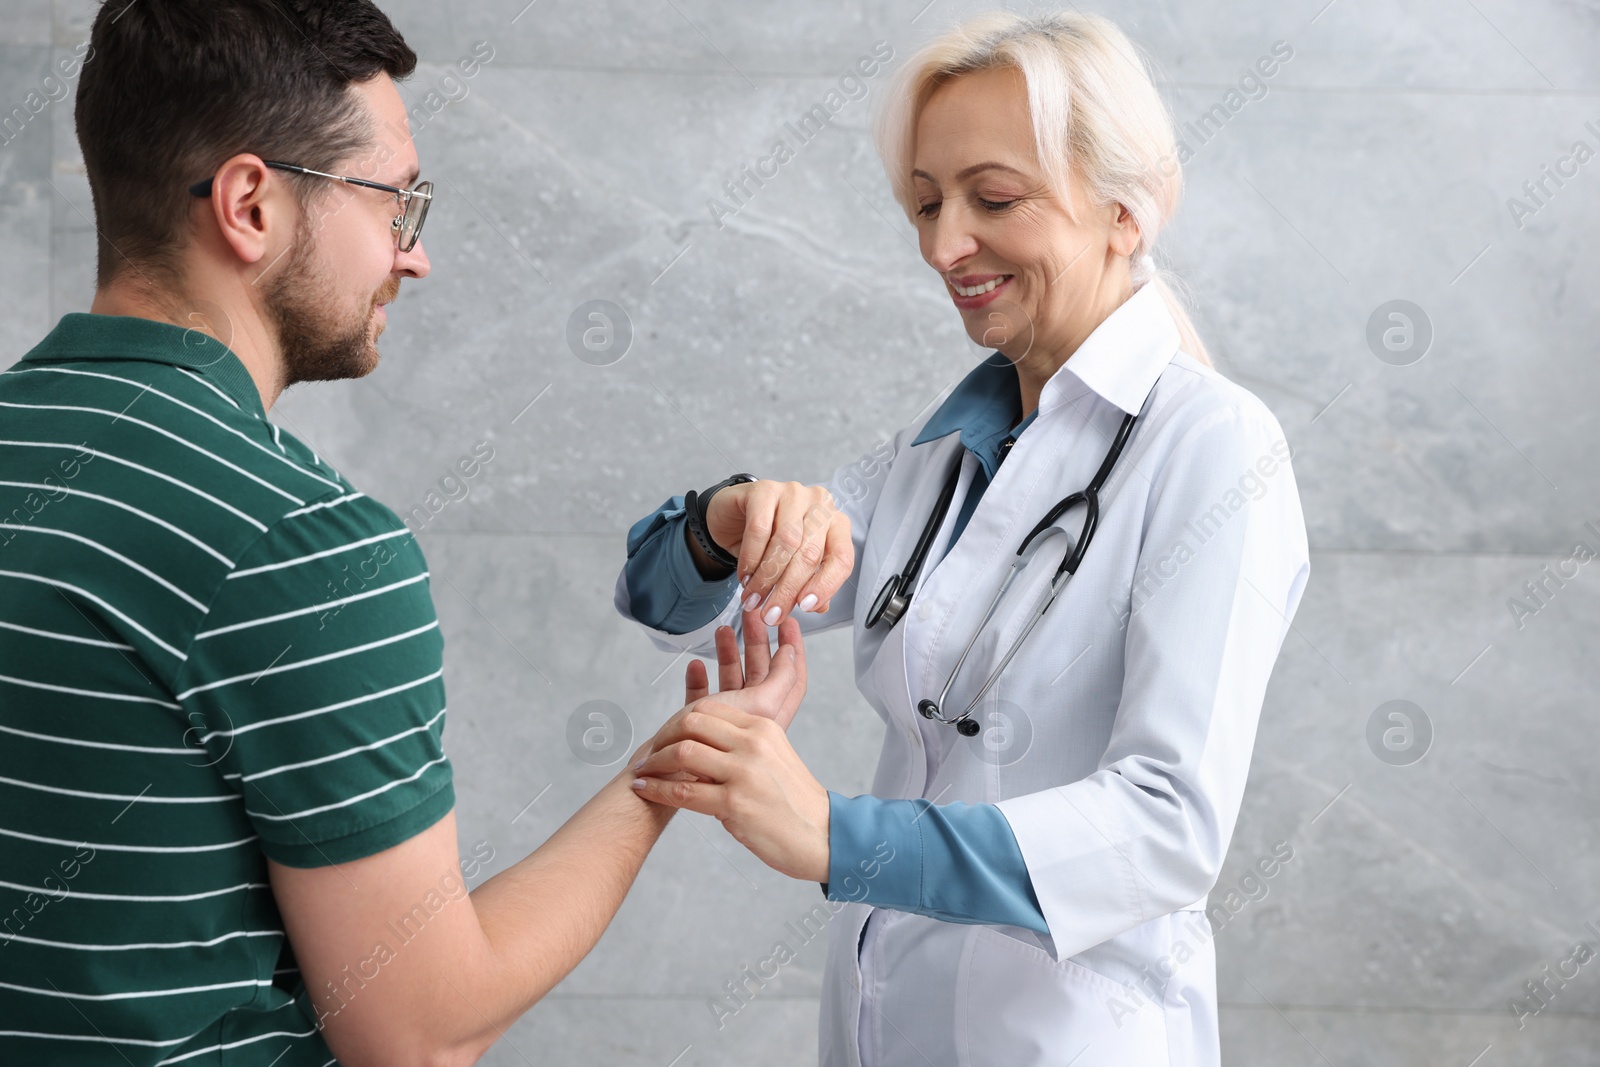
[920,698,981,735]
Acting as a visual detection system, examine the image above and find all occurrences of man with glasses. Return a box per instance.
[0,2,804,1065]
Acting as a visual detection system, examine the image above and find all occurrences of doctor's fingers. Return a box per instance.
[631,774,729,817]
[794,511,853,616]
[749,500,836,624]
[737,488,837,618]
[633,735,739,786]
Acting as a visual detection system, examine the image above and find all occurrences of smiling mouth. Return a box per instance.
[949,275,1013,297]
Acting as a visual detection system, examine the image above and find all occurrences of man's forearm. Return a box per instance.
[447,767,674,1061]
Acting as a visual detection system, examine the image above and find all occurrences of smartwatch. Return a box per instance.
[684,473,756,574]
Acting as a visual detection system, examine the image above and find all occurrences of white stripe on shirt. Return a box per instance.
[0,823,255,853]
[156,1026,320,1064]
[0,670,180,708]
[195,570,429,638]
[0,439,266,532]
[251,754,449,821]
[0,401,304,505]
[241,705,447,783]
[0,928,281,952]
[0,774,238,804]
[9,367,342,492]
[0,617,133,650]
[0,722,189,753]
[174,620,439,699]
[172,366,241,409]
[197,668,443,740]
[0,975,271,1002]
[224,528,413,579]
[0,478,233,565]
[0,524,207,610]
[283,491,365,518]
[0,876,268,902]
[0,570,185,661]
[0,1030,195,1048]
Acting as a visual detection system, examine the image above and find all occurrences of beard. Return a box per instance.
[264,219,399,389]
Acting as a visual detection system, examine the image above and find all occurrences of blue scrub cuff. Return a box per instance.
[623,496,739,633]
[823,790,1049,935]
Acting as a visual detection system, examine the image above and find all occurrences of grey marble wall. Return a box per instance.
[7,0,1598,1063]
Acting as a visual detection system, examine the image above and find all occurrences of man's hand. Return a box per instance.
[630,695,830,884]
[707,610,806,729]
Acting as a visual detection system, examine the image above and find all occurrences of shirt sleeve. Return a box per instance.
[823,792,1049,934]
[175,493,454,868]
[622,496,741,634]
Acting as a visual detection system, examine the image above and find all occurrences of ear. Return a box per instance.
[1108,202,1143,260]
[205,154,284,268]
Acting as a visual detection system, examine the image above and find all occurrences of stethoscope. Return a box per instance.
[865,391,1152,736]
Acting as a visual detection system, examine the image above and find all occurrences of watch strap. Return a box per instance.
[685,473,755,571]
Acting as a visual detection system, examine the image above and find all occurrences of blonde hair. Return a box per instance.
[875,11,1211,367]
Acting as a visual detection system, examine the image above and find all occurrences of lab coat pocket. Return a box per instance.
[955,924,1168,1067]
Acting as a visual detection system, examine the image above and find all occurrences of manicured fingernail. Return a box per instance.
[763,605,781,626]
[799,593,818,612]
[633,758,645,770]
[632,778,647,790]
[743,593,761,612]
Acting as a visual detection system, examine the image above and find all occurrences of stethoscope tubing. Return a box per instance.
[901,388,1156,733]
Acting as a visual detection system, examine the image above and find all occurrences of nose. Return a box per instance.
[396,238,430,280]
[922,207,979,276]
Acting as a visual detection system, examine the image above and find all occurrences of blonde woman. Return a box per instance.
[619,12,1310,1065]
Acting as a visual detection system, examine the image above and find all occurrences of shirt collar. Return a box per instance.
[912,354,1020,443]
[19,313,266,419]
[1038,279,1179,417]
[914,279,1180,457]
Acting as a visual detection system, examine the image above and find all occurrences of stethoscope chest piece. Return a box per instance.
[866,571,912,630]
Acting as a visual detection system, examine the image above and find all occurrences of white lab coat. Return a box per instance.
[615,280,1311,1066]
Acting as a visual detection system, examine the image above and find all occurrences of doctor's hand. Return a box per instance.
[631,697,830,884]
[699,480,853,626]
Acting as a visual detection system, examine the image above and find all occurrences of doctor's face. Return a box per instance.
[910,66,1137,367]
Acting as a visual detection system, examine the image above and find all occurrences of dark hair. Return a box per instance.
[75,0,417,288]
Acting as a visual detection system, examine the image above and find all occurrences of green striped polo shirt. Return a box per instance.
[0,313,455,1066]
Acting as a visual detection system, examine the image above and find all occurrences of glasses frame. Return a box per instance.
[187,160,432,252]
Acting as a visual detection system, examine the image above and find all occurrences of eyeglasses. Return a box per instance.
[188,160,433,252]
